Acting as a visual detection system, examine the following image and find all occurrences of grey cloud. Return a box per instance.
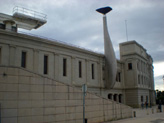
[1,0,164,89]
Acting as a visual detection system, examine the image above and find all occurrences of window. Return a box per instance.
[44,55,48,74]
[91,63,94,79]
[141,96,143,102]
[118,72,121,82]
[138,75,140,84]
[63,58,67,76]
[79,61,82,78]
[116,72,121,82]
[102,66,105,80]
[128,63,132,70]
[21,51,26,68]
[119,94,122,103]
[108,94,112,100]
[113,94,117,101]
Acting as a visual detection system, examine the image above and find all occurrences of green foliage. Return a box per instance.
[156,90,164,104]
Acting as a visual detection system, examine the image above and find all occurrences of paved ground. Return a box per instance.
[104,106,164,123]
[109,112,164,123]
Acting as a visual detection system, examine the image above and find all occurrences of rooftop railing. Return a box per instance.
[17,30,103,55]
[13,6,47,21]
[21,31,103,55]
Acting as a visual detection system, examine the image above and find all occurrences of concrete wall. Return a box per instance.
[0,30,105,89]
[0,66,132,123]
[0,30,125,100]
[119,41,156,107]
[0,30,155,108]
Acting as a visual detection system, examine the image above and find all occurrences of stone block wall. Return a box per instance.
[0,66,132,123]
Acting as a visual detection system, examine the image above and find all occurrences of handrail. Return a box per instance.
[13,6,47,20]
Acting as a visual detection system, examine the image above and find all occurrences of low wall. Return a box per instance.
[132,106,159,118]
[0,66,132,123]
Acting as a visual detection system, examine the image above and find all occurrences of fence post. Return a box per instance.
[0,103,1,123]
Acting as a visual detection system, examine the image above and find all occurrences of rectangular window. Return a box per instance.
[21,51,26,68]
[44,55,48,74]
[102,66,105,80]
[128,63,132,70]
[91,63,94,79]
[118,72,121,82]
[141,96,143,102]
[79,61,82,78]
[63,58,67,76]
[138,75,140,84]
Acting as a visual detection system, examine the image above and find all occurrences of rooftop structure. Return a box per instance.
[0,6,47,31]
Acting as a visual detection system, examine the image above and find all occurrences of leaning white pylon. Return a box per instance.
[96,6,117,89]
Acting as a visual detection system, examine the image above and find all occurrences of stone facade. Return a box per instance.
[0,66,132,123]
[0,8,156,123]
[0,28,156,108]
[119,41,156,107]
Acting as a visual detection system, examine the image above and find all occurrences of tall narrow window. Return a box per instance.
[128,63,132,70]
[21,51,26,68]
[91,63,94,79]
[79,61,82,78]
[108,94,112,100]
[141,96,143,102]
[63,58,67,76]
[102,66,105,80]
[138,75,140,84]
[44,55,48,74]
[118,72,121,82]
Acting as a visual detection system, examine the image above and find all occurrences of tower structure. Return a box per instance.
[96,7,117,89]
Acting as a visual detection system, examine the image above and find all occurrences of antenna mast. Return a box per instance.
[163,75,164,90]
[125,20,128,41]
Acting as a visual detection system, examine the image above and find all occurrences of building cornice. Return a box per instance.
[0,29,104,57]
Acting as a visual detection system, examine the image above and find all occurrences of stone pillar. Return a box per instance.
[71,56,76,85]
[116,94,119,102]
[9,45,16,66]
[33,49,39,73]
[86,59,89,85]
[54,53,59,81]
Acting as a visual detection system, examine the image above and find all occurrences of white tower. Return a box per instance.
[96,7,117,89]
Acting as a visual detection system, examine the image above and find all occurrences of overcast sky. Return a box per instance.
[1,0,164,90]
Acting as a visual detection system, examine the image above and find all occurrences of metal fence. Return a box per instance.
[13,6,47,21]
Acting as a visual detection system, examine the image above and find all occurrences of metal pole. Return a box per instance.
[0,103,1,123]
[163,75,164,89]
[125,20,128,41]
[83,85,85,123]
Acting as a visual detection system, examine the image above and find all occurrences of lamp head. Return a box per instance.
[96,6,112,15]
